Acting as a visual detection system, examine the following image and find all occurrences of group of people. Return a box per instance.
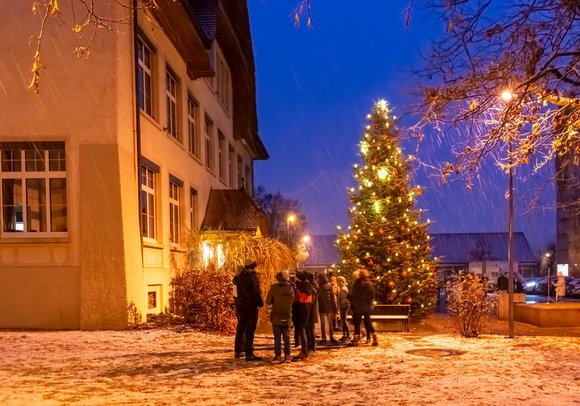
[232,259,378,362]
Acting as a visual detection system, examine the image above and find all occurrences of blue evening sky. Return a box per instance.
[248,0,555,255]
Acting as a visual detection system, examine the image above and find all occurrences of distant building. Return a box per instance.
[556,151,580,277]
[0,1,267,329]
[302,233,538,283]
[430,232,538,282]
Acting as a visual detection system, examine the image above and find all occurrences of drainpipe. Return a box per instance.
[133,0,144,254]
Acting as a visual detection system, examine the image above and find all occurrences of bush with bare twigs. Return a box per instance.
[446,272,496,338]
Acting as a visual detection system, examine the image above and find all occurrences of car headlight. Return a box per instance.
[526,281,537,288]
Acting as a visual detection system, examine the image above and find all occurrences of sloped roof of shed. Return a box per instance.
[201,189,268,234]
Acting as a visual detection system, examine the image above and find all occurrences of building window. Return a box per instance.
[215,47,232,112]
[205,116,214,171]
[190,187,198,230]
[169,177,181,244]
[137,36,153,117]
[237,155,243,189]
[140,164,157,240]
[1,142,67,235]
[244,164,250,193]
[187,96,200,158]
[218,131,225,181]
[166,68,179,140]
[228,144,234,188]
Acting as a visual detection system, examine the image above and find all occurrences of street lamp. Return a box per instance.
[287,214,296,242]
[545,252,552,300]
[501,88,515,338]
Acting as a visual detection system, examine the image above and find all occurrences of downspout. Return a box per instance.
[133,0,144,256]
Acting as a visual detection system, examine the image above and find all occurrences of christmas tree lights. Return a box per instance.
[337,99,438,316]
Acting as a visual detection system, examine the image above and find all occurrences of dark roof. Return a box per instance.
[303,235,341,267]
[201,189,268,234]
[430,232,537,264]
[301,232,538,267]
[185,0,268,161]
[151,0,213,78]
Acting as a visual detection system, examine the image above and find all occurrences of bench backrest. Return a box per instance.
[372,304,411,317]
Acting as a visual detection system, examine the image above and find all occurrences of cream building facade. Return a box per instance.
[0,0,267,329]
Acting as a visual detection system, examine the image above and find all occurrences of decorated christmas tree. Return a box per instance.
[337,99,437,316]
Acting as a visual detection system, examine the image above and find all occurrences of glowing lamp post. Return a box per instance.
[501,88,515,338]
[287,214,296,242]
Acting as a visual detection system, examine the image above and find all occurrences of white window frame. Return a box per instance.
[205,116,214,171]
[166,68,179,140]
[137,36,154,117]
[140,165,157,241]
[169,179,181,244]
[237,155,243,189]
[244,164,250,193]
[189,187,198,230]
[0,143,68,237]
[187,95,200,158]
[228,144,234,188]
[218,131,225,181]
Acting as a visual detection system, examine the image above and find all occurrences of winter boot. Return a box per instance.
[372,333,378,346]
[365,335,371,344]
[350,334,360,346]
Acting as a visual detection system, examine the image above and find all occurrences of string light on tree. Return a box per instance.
[337,99,438,316]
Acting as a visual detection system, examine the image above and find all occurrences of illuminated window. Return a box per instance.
[137,36,154,117]
[1,142,67,235]
[169,177,182,244]
[205,116,214,171]
[166,68,179,140]
[218,131,225,181]
[187,96,200,158]
[140,161,158,240]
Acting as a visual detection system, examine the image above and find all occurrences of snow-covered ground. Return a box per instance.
[1,318,579,405]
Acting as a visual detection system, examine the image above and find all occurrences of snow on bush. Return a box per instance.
[446,272,496,337]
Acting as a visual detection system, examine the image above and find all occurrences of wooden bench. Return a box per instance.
[347,304,411,332]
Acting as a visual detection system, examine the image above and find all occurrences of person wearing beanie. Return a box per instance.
[233,259,264,361]
[266,270,294,362]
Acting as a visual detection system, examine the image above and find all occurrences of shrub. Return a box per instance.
[446,272,496,338]
[170,266,237,334]
[170,232,297,334]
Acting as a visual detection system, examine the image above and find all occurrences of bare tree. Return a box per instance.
[28,0,164,94]
[254,186,307,248]
[412,0,579,190]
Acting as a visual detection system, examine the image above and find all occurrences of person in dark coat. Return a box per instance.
[350,269,378,346]
[497,273,509,291]
[233,259,264,361]
[317,272,337,344]
[266,270,294,362]
[306,272,319,354]
[293,270,314,360]
[233,265,246,358]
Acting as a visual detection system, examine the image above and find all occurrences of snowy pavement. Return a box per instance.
[1,322,579,406]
